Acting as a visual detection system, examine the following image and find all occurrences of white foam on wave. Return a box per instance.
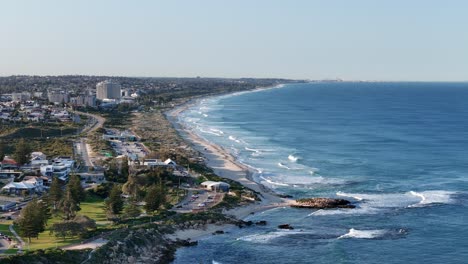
[327,190,457,216]
[288,154,300,162]
[309,207,380,216]
[210,128,224,135]
[237,230,308,243]
[260,176,290,187]
[309,168,319,175]
[408,190,456,207]
[228,135,241,144]
[199,128,223,137]
[338,228,387,239]
[212,261,222,264]
[337,191,365,201]
[245,147,262,157]
[337,191,422,207]
[277,162,291,170]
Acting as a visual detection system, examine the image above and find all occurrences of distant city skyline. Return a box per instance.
[1,0,467,81]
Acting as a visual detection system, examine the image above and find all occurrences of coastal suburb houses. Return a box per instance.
[0,153,75,199]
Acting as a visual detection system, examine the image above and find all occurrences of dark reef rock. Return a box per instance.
[291,198,355,209]
[278,224,294,230]
[255,220,267,226]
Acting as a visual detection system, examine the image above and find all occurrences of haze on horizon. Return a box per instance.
[1,0,467,81]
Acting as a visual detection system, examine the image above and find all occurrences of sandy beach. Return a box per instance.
[165,93,294,241]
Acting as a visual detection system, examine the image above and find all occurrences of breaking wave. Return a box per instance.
[288,154,300,162]
[260,176,290,187]
[229,135,241,143]
[338,228,387,239]
[237,230,309,243]
[278,162,291,170]
[408,190,456,207]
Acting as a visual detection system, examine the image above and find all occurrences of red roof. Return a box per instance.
[1,159,18,165]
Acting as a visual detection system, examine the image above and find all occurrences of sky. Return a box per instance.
[1,0,467,81]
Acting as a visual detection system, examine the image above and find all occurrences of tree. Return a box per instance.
[73,215,96,230]
[15,200,49,243]
[120,157,129,180]
[104,158,127,183]
[0,140,5,161]
[13,138,31,165]
[50,215,96,240]
[123,199,141,219]
[48,177,63,211]
[122,175,140,199]
[68,174,86,203]
[105,185,124,215]
[59,188,79,220]
[104,159,119,182]
[144,184,166,214]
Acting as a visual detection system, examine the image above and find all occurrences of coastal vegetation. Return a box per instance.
[0,76,302,263]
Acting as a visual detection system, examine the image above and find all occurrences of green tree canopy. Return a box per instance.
[13,138,31,165]
[48,177,63,211]
[123,199,141,219]
[122,175,140,200]
[15,200,49,243]
[59,188,79,220]
[105,184,124,215]
[0,140,5,161]
[144,184,166,214]
[68,174,86,204]
[50,215,96,240]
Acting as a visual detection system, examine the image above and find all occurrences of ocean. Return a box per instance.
[173,82,468,264]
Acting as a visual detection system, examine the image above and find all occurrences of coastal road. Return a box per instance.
[73,110,105,169]
[80,138,94,168]
[74,110,106,134]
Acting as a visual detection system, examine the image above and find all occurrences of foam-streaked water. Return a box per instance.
[174,82,468,264]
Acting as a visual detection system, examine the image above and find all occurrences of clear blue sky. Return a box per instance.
[1,0,467,81]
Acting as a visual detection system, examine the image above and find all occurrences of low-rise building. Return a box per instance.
[201,181,230,192]
[1,176,45,195]
[1,157,19,170]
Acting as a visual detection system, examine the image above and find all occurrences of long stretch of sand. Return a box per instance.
[166,95,294,241]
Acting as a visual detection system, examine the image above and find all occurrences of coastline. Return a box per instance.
[165,85,294,240]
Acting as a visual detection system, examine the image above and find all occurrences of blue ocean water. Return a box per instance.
[174,82,468,264]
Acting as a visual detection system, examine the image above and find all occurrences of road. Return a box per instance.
[74,110,106,134]
[73,110,106,170]
[80,138,94,168]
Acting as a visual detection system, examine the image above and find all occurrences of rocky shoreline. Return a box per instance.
[291,198,355,209]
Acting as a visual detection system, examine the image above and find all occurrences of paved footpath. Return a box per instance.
[9,224,25,248]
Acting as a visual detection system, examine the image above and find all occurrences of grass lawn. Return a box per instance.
[79,195,110,225]
[0,220,14,237]
[20,195,110,251]
[0,220,18,255]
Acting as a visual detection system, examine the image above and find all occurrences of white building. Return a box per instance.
[96,80,121,100]
[30,152,49,167]
[70,95,97,107]
[48,90,69,103]
[201,181,230,192]
[40,157,75,181]
[2,176,45,195]
[11,92,31,102]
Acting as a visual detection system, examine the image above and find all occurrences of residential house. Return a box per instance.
[1,176,45,195]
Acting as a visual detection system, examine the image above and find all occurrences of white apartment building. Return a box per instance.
[96,80,121,100]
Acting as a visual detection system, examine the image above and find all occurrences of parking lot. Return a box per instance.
[173,189,224,213]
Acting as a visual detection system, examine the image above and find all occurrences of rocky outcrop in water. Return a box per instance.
[291,198,355,209]
[278,224,294,230]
